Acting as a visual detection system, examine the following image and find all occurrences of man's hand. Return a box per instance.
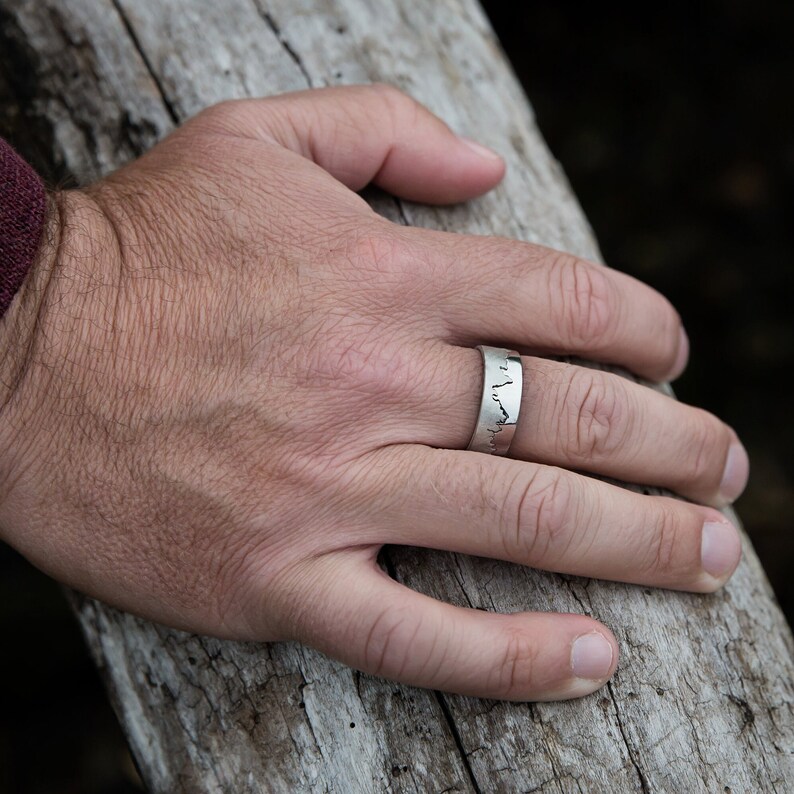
[0,85,747,701]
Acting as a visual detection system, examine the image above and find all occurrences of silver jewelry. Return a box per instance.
[467,345,523,456]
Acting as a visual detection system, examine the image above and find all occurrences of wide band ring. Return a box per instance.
[466,345,523,456]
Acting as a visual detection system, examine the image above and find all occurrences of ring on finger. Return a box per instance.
[466,345,523,456]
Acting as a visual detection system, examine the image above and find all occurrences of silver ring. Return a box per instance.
[466,345,523,456]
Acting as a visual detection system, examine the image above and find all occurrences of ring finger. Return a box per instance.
[417,345,748,508]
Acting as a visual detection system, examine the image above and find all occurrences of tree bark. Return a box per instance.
[1,1,792,791]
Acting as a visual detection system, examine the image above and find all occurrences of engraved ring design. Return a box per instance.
[466,345,523,456]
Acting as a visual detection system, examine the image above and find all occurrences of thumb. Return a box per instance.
[197,84,505,204]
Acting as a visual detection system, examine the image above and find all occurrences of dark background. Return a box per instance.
[1,2,792,791]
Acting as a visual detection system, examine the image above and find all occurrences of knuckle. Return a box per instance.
[366,84,426,144]
[562,370,628,459]
[368,82,418,117]
[299,319,427,414]
[341,225,441,307]
[646,507,684,576]
[492,626,539,697]
[685,413,729,488]
[551,255,617,347]
[505,468,571,563]
[342,223,407,280]
[648,293,683,372]
[303,325,388,390]
[362,604,414,679]
[193,99,246,133]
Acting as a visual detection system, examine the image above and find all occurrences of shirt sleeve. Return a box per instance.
[0,138,46,319]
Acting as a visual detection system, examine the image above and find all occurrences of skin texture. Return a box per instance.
[0,86,748,701]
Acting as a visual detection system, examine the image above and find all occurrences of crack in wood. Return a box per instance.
[434,691,481,794]
[607,680,652,793]
[254,2,314,88]
[110,0,179,124]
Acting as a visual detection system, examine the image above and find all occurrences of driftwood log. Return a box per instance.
[2,1,793,791]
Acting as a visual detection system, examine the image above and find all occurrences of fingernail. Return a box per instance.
[669,326,689,380]
[459,136,503,162]
[701,521,742,579]
[571,632,614,680]
[719,441,750,504]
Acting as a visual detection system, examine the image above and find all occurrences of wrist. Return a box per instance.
[0,191,64,511]
[0,188,121,519]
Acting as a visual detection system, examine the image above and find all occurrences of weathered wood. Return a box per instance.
[1,1,792,791]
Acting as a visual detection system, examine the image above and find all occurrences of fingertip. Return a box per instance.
[572,629,617,678]
[455,136,507,194]
[458,136,505,168]
[384,133,506,204]
[697,517,743,591]
[667,326,690,381]
[570,622,618,685]
[717,439,750,506]
[528,621,618,702]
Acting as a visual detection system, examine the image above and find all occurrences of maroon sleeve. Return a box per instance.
[0,138,47,319]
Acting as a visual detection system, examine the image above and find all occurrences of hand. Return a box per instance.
[0,85,747,701]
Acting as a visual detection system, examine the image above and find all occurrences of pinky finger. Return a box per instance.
[284,548,619,702]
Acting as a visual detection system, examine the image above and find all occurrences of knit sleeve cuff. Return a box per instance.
[0,138,47,319]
